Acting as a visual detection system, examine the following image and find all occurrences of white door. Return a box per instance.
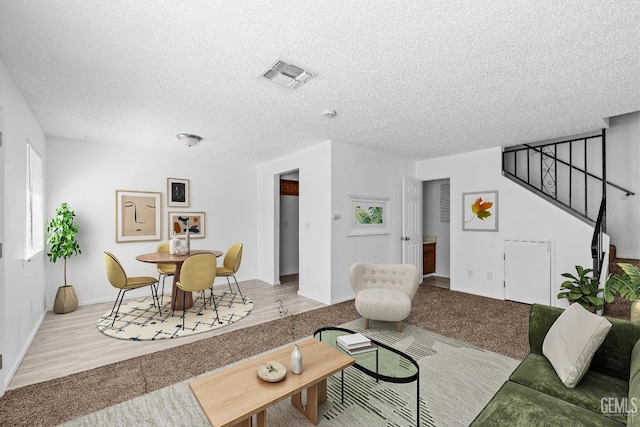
[402,177,422,275]
[504,240,552,305]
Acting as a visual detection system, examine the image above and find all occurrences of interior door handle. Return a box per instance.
[401,237,411,241]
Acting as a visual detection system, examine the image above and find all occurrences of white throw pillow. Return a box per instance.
[542,303,612,388]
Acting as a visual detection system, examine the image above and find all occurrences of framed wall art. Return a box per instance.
[167,177,190,207]
[462,190,498,232]
[115,190,162,242]
[168,211,205,239]
[347,195,390,236]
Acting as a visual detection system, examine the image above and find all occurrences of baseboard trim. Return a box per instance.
[451,287,505,301]
[3,310,46,393]
[330,295,355,305]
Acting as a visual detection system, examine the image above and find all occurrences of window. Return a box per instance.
[25,141,44,260]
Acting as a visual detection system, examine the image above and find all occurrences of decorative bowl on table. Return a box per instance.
[175,245,189,256]
[257,361,287,383]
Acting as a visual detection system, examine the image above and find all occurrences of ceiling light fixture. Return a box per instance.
[177,133,202,147]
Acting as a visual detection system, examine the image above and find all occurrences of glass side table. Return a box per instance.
[314,326,420,427]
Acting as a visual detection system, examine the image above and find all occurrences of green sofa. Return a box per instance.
[471,304,640,426]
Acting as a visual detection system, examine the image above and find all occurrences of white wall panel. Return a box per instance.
[416,146,593,303]
[0,59,47,393]
[256,142,332,304]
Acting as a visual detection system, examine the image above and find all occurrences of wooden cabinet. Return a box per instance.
[280,179,299,196]
[423,243,436,274]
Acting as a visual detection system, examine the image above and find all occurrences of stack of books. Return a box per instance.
[336,333,377,355]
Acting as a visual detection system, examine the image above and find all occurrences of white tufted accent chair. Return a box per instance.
[349,262,421,332]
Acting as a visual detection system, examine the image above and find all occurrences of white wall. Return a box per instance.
[606,112,640,258]
[0,59,47,394]
[417,146,593,303]
[423,179,451,276]
[46,138,257,306]
[257,141,332,304]
[330,142,415,304]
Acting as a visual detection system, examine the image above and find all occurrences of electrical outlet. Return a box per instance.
[487,272,493,280]
[467,269,473,277]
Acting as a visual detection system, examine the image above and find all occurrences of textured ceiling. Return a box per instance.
[0,1,638,163]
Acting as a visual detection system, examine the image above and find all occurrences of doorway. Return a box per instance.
[422,178,451,288]
[279,171,299,284]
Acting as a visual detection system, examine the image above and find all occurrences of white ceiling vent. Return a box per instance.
[262,60,314,89]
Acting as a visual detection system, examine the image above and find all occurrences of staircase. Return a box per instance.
[502,129,637,305]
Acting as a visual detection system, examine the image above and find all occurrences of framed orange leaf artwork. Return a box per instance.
[462,191,498,232]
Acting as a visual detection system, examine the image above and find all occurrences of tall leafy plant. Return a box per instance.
[47,203,81,286]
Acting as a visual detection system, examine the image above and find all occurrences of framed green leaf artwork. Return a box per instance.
[462,190,498,232]
[348,195,390,236]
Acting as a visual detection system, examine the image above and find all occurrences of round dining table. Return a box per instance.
[136,249,223,310]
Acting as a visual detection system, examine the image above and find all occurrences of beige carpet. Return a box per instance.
[61,320,520,427]
[0,285,533,426]
[97,290,253,340]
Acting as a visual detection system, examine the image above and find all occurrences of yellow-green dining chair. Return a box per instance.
[217,243,244,301]
[103,251,160,327]
[156,242,176,305]
[174,252,220,330]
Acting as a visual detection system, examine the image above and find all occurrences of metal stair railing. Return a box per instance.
[591,198,606,280]
[502,129,634,226]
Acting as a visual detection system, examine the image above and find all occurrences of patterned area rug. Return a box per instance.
[96,290,253,340]
[73,320,518,426]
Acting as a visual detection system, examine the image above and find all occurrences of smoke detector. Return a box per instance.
[321,109,337,118]
[262,60,314,89]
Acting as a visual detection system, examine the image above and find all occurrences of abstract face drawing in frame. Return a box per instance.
[116,190,162,242]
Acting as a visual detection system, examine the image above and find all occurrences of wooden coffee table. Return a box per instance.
[190,338,354,426]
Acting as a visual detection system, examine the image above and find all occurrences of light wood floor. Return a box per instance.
[8,279,325,390]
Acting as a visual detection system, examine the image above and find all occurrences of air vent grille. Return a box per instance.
[262,60,314,89]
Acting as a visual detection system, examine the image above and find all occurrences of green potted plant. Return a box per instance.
[557,265,604,312]
[605,263,640,322]
[47,202,81,314]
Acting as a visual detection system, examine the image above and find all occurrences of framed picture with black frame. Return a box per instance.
[167,177,190,207]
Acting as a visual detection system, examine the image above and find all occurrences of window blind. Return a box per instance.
[25,141,44,260]
[440,182,450,223]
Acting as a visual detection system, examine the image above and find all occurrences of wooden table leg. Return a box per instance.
[231,418,252,427]
[291,383,319,425]
[256,410,266,427]
[171,264,193,310]
[318,378,327,405]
